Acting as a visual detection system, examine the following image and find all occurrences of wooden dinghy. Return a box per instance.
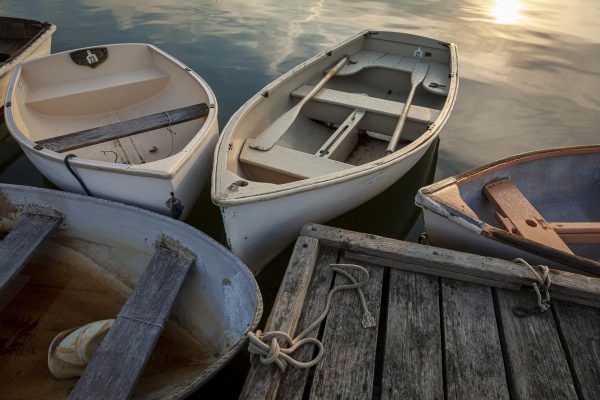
[0,183,262,399]
[416,145,600,275]
[212,30,458,273]
[0,17,55,116]
[4,44,219,219]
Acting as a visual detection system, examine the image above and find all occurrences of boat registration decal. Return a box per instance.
[69,47,108,68]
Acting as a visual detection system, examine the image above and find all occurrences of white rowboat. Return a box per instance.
[0,17,56,116]
[415,145,600,275]
[4,43,219,219]
[0,183,261,398]
[212,30,459,273]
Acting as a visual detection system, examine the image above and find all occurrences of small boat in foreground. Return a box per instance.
[4,43,219,219]
[0,17,55,115]
[212,30,458,273]
[0,183,261,398]
[416,145,600,275]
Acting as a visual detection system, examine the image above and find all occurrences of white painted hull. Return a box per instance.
[5,44,219,219]
[223,137,434,272]
[212,30,458,273]
[0,21,56,114]
[0,183,261,399]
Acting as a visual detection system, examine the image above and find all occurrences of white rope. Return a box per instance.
[164,111,176,157]
[247,263,376,372]
[513,258,552,317]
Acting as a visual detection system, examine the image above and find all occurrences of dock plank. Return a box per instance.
[240,236,320,400]
[308,257,383,400]
[275,246,340,400]
[553,300,600,399]
[442,280,509,400]
[69,246,194,400]
[0,213,60,291]
[382,268,442,400]
[495,288,578,399]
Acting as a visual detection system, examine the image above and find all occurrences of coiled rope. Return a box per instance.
[247,263,376,372]
[512,258,552,318]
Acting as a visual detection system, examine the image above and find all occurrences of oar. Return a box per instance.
[250,56,350,151]
[386,62,429,154]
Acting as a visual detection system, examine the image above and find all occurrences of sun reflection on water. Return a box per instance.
[490,0,523,24]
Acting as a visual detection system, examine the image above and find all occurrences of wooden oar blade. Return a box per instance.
[411,62,429,85]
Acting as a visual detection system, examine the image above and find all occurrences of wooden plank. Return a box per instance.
[37,103,209,153]
[239,235,320,400]
[381,268,443,400]
[240,139,351,180]
[315,109,365,161]
[275,246,340,400]
[442,280,509,399]
[290,85,440,124]
[551,222,600,244]
[308,257,383,400]
[69,245,194,400]
[301,224,600,308]
[0,213,60,292]
[495,288,578,399]
[483,178,573,254]
[553,300,600,399]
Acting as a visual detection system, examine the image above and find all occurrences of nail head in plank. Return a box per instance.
[37,103,209,153]
[308,258,383,400]
[495,288,578,399]
[239,235,320,400]
[69,245,194,400]
[483,178,573,254]
[553,300,600,399]
[275,246,340,400]
[0,213,60,291]
[382,268,443,400]
[442,280,509,400]
[301,224,600,308]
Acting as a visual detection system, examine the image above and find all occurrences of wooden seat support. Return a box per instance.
[483,178,573,254]
[37,103,209,153]
[0,212,61,292]
[69,245,194,400]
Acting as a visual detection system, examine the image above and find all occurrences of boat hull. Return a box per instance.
[0,183,261,399]
[222,137,434,272]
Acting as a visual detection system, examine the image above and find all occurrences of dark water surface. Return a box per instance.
[1,0,599,397]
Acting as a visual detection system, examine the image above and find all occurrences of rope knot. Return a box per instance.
[512,258,552,318]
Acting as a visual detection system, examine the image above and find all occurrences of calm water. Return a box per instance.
[1,0,599,397]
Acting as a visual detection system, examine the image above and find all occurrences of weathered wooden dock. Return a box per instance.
[240,224,600,400]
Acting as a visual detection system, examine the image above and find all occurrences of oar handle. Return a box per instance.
[386,85,417,154]
[299,56,349,107]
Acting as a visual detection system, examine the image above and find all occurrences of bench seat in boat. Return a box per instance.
[240,139,351,181]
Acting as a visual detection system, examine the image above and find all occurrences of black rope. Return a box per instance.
[64,154,92,196]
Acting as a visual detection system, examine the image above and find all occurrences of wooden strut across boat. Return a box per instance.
[212,30,459,273]
[415,145,600,275]
[4,43,219,219]
[0,183,262,399]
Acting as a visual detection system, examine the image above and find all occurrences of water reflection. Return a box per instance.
[490,0,523,24]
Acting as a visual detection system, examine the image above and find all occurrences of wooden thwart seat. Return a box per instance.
[551,222,600,244]
[37,103,209,153]
[483,178,574,254]
[0,212,61,292]
[69,245,194,400]
[241,139,351,180]
[290,85,439,125]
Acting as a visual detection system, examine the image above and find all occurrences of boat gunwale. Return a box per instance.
[415,144,600,273]
[0,17,55,74]
[0,182,263,398]
[4,43,219,179]
[211,29,459,206]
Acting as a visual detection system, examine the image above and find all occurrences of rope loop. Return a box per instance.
[247,263,374,371]
[512,258,552,318]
